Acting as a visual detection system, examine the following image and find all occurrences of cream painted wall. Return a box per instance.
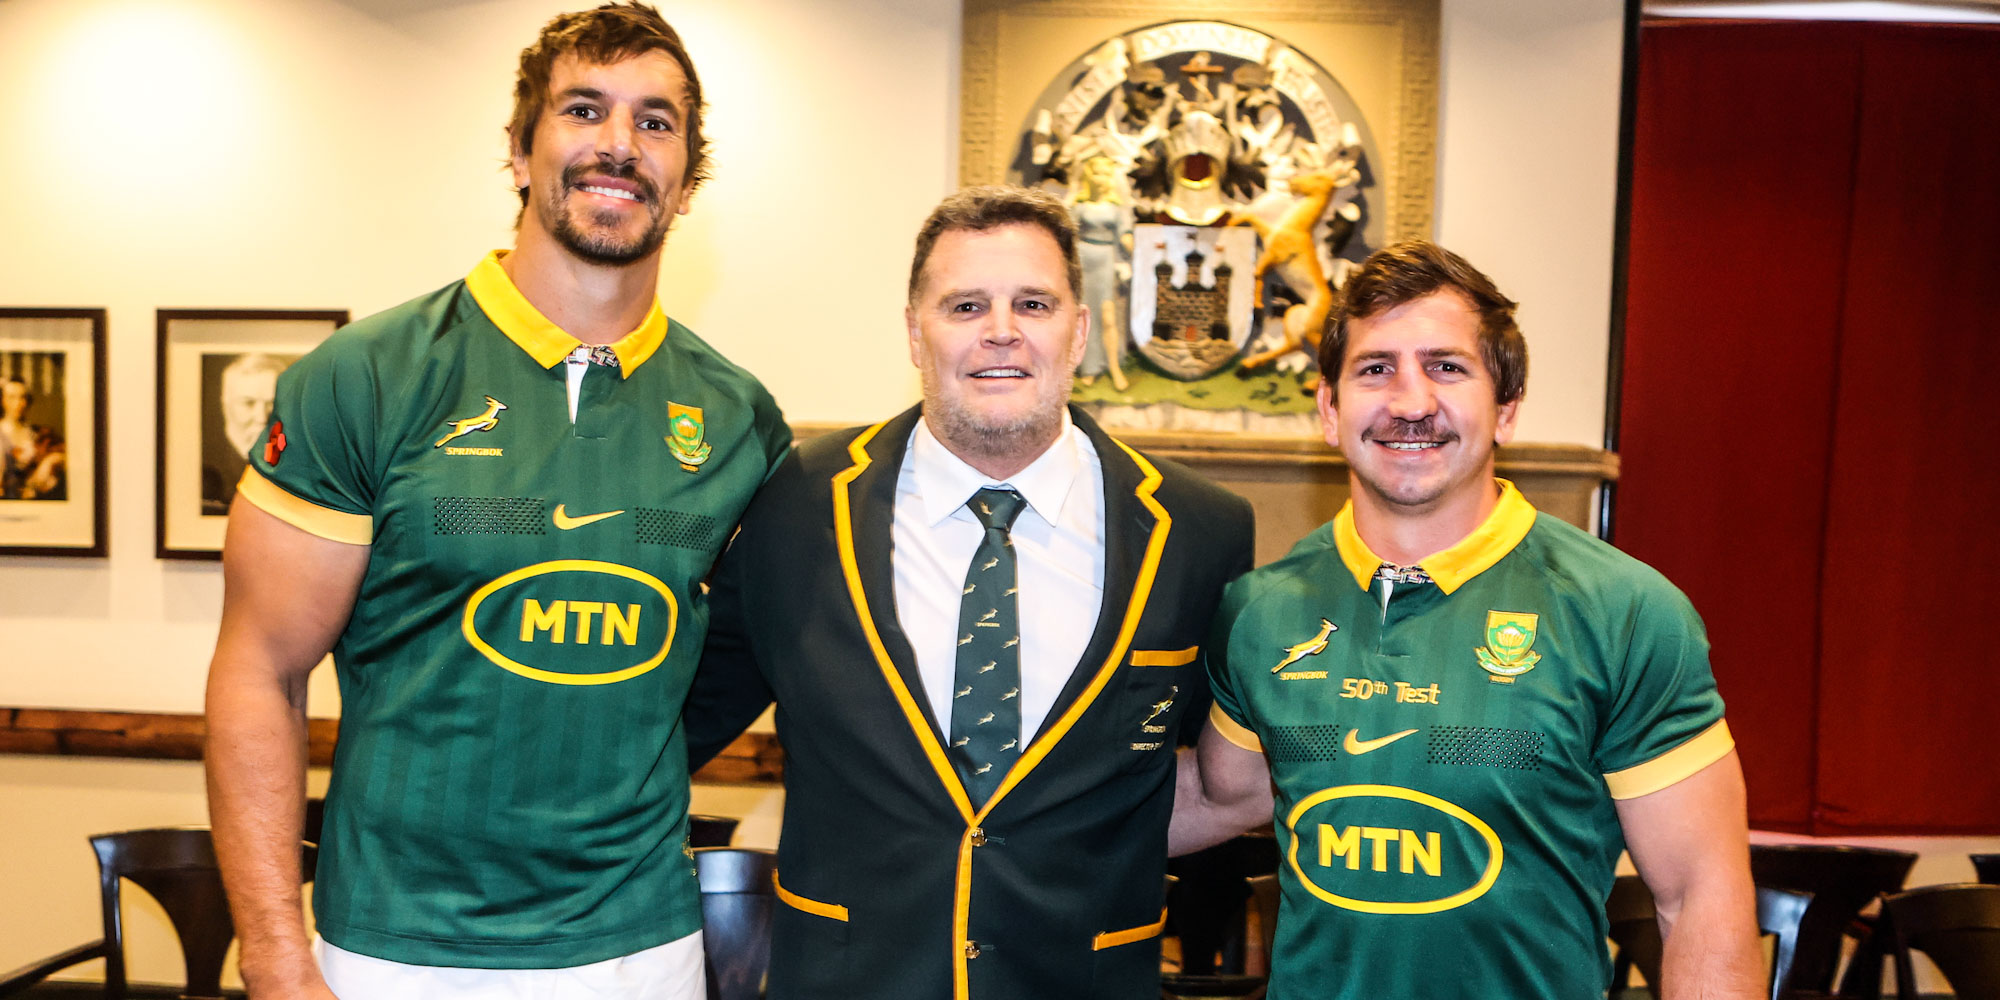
[0,0,1648,988]
[1436,0,1626,449]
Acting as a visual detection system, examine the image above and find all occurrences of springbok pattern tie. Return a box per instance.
[950,487,1026,805]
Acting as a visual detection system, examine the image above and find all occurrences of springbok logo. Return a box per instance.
[436,396,508,448]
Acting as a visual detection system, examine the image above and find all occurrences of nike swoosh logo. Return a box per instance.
[1343,728,1418,756]
[552,504,626,530]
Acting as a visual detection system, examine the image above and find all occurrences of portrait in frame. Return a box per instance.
[156,309,347,560]
[0,309,107,557]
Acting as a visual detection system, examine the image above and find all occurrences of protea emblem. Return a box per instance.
[1475,611,1541,679]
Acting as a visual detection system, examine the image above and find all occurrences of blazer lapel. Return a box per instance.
[1038,408,1160,735]
[842,406,936,727]
[832,405,975,820]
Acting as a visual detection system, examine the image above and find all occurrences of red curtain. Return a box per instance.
[1617,20,2000,834]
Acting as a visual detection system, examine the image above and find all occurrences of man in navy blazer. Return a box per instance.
[686,185,1255,1000]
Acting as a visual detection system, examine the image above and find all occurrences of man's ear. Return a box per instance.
[509,128,531,191]
[1315,377,1341,450]
[906,305,924,369]
[1070,303,1091,370]
[1494,391,1522,446]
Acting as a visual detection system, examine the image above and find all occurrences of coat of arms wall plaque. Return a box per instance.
[963,2,1439,435]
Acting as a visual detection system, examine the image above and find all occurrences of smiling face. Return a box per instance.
[511,51,692,266]
[1319,288,1520,522]
[907,223,1089,478]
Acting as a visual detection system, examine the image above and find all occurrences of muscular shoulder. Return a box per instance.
[1220,523,1337,617]
[654,319,782,420]
[1508,514,1706,644]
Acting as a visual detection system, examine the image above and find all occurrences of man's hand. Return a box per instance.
[1615,749,1763,1000]
[1168,715,1275,856]
[205,498,368,1000]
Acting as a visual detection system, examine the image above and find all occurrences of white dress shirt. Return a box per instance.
[892,414,1107,744]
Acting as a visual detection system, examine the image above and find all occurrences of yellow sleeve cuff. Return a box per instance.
[237,467,373,546]
[1209,702,1263,753]
[1603,719,1734,800]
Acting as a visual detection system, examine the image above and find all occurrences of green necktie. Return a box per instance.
[951,487,1026,805]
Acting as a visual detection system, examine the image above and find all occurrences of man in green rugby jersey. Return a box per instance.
[203,5,788,999]
[1171,240,1762,999]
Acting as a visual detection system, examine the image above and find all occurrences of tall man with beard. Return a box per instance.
[683,186,1254,1000]
[203,5,790,999]
[1171,240,1761,999]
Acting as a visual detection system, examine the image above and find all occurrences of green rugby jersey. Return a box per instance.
[1208,481,1731,999]
[239,252,790,968]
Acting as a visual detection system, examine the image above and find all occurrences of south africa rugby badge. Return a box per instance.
[666,402,712,472]
[1475,610,1541,682]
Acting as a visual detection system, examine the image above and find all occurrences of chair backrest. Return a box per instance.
[1748,843,1916,993]
[687,814,740,849]
[1973,853,2000,885]
[694,847,776,1000]
[90,827,318,1000]
[1884,883,2000,1000]
[1755,885,1812,1000]
[1604,875,1813,1000]
[1247,873,1279,964]
[1606,874,1665,997]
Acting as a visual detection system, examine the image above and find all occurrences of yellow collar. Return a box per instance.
[463,250,667,377]
[1332,479,1537,595]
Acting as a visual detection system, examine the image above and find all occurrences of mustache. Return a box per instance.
[563,161,655,204]
[1363,417,1456,443]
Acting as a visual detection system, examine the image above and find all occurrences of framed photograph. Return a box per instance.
[0,309,107,557]
[156,309,347,560]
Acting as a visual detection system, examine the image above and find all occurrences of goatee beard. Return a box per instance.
[543,162,669,265]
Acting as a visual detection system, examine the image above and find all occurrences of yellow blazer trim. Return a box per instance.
[1331,479,1537,595]
[1209,703,1264,753]
[235,467,372,546]
[1603,719,1736,800]
[463,251,668,376]
[832,420,976,822]
[1131,646,1198,667]
[977,435,1169,820]
[771,872,849,921]
[1092,908,1170,951]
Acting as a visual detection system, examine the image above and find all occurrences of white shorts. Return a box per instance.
[316,932,705,1000]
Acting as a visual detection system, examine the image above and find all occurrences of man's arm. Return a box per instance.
[1168,717,1274,856]
[1615,750,1762,1000]
[205,498,368,1000]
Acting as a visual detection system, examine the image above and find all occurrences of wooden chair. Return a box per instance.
[1882,883,2000,1000]
[1604,874,1812,1000]
[1749,843,1916,997]
[688,814,740,849]
[0,827,317,999]
[1972,853,2000,885]
[693,847,775,1000]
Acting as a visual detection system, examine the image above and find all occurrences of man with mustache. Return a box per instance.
[203,5,789,999]
[1171,240,1762,998]
[684,185,1254,999]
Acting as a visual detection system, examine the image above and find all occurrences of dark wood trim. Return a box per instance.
[153,309,350,562]
[793,422,1619,480]
[1599,0,1645,542]
[0,308,108,558]
[0,707,784,784]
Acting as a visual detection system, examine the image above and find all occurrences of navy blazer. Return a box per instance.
[687,405,1254,1000]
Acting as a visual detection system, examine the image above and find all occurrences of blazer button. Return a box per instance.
[969,827,987,847]
[964,940,982,959]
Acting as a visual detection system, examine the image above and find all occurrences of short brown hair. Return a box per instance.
[1319,239,1526,405]
[907,186,1083,304]
[508,2,709,204]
